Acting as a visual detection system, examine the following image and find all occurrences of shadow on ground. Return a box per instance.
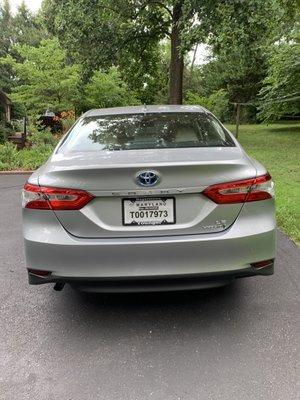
[267,125,300,134]
[50,280,250,340]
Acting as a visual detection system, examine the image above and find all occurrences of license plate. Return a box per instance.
[122,197,175,226]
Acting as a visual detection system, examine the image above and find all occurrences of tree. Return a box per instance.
[257,2,299,121]
[44,0,294,105]
[42,0,204,104]
[42,0,172,102]
[184,0,298,121]
[258,39,300,121]
[0,0,13,92]
[84,67,140,109]
[11,1,48,48]
[0,0,48,94]
[1,38,81,114]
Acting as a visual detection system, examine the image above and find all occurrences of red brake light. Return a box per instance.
[251,259,274,269]
[22,183,94,210]
[27,268,51,277]
[203,173,274,204]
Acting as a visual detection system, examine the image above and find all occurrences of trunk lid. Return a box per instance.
[38,147,256,238]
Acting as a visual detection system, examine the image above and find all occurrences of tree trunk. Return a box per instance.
[169,1,184,105]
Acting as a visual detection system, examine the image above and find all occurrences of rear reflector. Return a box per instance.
[27,268,51,277]
[203,173,274,204]
[251,259,274,269]
[22,183,94,210]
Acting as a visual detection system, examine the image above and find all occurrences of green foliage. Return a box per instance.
[0,0,47,92]
[185,89,229,121]
[10,1,47,48]
[42,0,173,103]
[0,0,13,92]
[11,101,26,119]
[258,39,300,121]
[0,140,56,171]
[185,1,298,120]
[149,42,171,104]
[61,118,76,133]
[0,38,81,115]
[1,0,296,117]
[42,0,124,75]
[0,125,59,170]
[185,91,213,110]
[28,130,57,147]
[208,90,229,122]
[0,141,19,169]
[16,145,54,170]
[0,121,13,143]
[85,67,140,109]
[10,119,23,132]
[1,0,298,123]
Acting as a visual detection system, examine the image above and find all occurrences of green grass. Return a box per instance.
[226,122,300,245]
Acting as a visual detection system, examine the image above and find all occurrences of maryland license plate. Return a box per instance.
[122,197,176,226]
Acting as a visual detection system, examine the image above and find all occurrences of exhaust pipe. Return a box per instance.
[53,282,65,291]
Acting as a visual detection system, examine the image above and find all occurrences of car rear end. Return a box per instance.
[22,106,276,292]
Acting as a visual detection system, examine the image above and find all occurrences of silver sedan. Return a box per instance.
[22,105,276,292]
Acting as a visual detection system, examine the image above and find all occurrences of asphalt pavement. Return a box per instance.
[0,174,299,400]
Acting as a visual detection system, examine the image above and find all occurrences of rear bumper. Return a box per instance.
[23,200,276,290]
[28,264,274,292]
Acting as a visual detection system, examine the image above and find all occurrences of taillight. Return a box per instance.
[27,268,51,277]
[251,259,274,269]
[203,173,274,204]
[22,183,94,210]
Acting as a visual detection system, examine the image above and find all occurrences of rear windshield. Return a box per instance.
[58,112,235,153]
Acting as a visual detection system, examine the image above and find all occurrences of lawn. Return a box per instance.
[226,122,300,245]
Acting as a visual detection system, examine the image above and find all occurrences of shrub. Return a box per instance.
[60,110,76,131]
[61,118,75,133]
[0,140,56,171]
[185,91,213,110]
[0,122,13,144]
[16,145,54,170]
[209,89,229,122]
[28,129,57,147]
[11,102,26,119]
[10,119,24,132]
[185,89,229,122]
[0,142,20,170]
